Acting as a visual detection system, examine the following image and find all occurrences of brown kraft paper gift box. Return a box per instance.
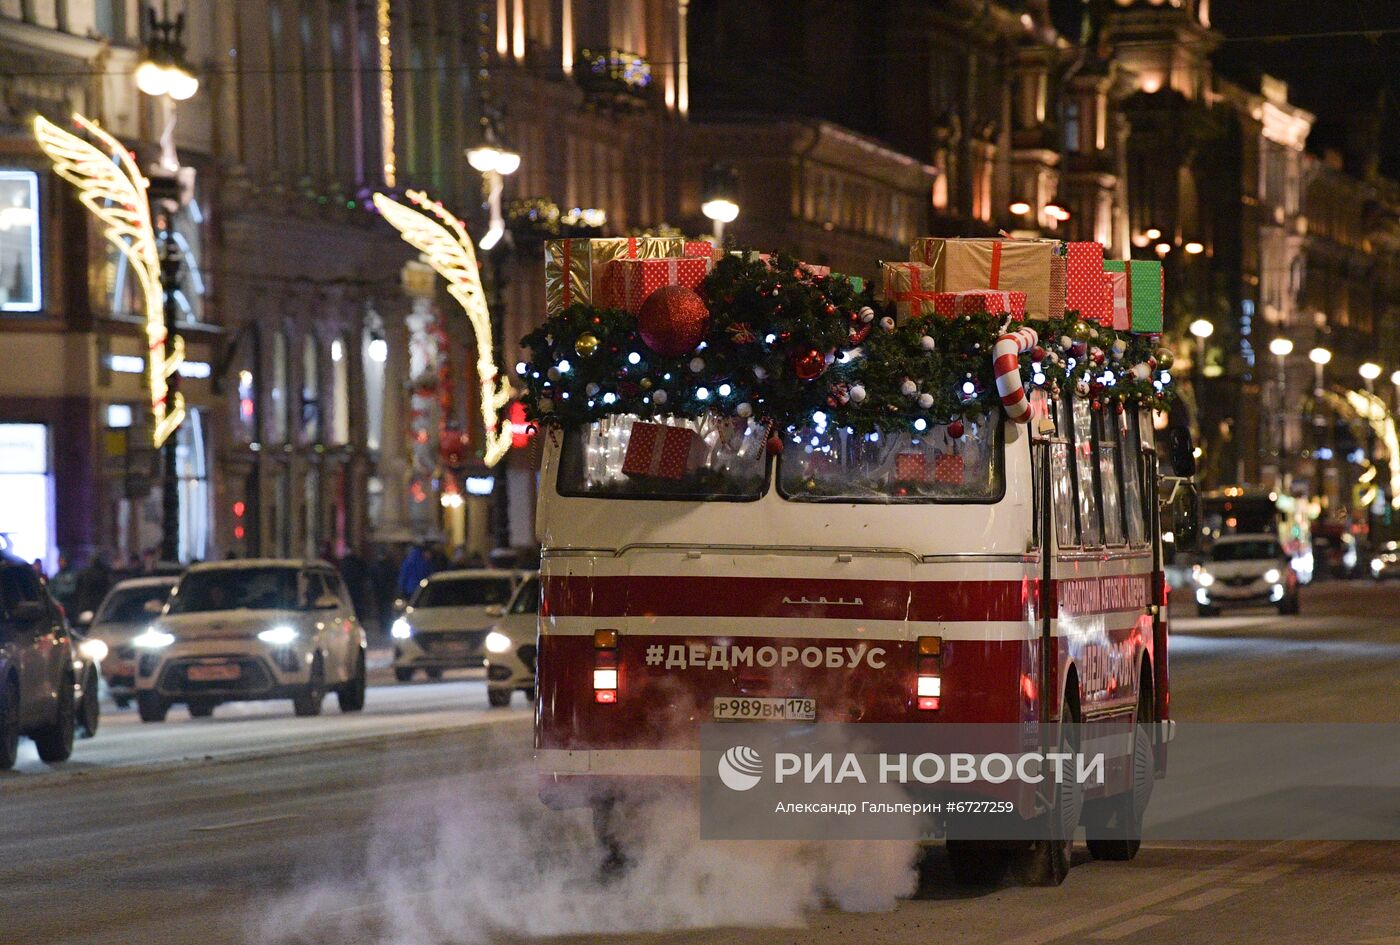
[909,237,1054,319]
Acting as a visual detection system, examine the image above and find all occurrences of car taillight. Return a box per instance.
[594,629,618,703]
[916,636,941,711]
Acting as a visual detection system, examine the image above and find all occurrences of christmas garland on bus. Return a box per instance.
[518,251,1175,441]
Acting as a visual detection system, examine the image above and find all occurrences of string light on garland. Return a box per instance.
[519,252,1174,438]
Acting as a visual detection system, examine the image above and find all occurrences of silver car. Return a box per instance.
[391,569,518,681]
[133,560,367,721]
[484,573,539,707]
[79,576,179,708]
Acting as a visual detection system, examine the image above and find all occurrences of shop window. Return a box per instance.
[301,334,321,443]
[330,337,350,445]
[175,410,211,563]
[0,423,54,571]
[271,331,289,443]
[0,170,42,312]
[363,318,386,452]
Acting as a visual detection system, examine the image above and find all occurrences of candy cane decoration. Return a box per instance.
[993,326,1039,424]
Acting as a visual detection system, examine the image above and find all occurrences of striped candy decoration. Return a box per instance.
[993,326,1039,424]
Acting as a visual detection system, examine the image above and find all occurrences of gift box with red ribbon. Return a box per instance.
[930,290,1027,319]
[909,238,1054,319]
[895,452,927,482]
[614,256,713,314]
[1065,242,1114,326]
[1103,259,1164,333]
[933,452,965,485]
[622,421,702,480]
[545,236,691,313]
[881,262,940,323]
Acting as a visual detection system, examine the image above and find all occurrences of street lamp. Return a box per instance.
[1269,337,1294,490]
[701,163,740,241]
[1359,362,1382,384]
[1008,201,1031,216]
[136,5,199,101]
[1189,318,1213,375]
[1184,241,1205,255]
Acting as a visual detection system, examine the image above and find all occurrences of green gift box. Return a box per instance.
[1102,259,1163,333]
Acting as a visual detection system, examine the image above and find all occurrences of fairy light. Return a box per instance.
[377,0,396,187]
[34,114,185,447]
[372,189,511,465]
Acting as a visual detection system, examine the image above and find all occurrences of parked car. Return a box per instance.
[484,573,539,707]
[133,559,367,722]
[1193,534,1300,616]
[1,551,76,769]
[1370,540,1400,580]
[77,576,179,709]
[391,569,518,681]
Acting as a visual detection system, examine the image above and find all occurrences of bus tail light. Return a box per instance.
[594,629,618,703]
[916,637,942,711]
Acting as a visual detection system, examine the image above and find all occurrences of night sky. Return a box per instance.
[1047,0,1400,178]
[1210,0,1400,178]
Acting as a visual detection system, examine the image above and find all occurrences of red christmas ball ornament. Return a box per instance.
[947,420,965,439]
[766,434,785,455]
[793,349,826,381]
[637,285,711,357]
[1032,346,1047,361]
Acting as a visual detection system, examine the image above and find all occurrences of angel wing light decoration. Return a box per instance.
[372,190,513,467]
[34,114,186,448]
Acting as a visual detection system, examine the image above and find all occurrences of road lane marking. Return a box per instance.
[1295,840,1350,860]
[1170,886,1244,910]
[1002,841,1300,945]
[191,814,301,832]
[1089,914,1171,940]
[1238,863,1299,884]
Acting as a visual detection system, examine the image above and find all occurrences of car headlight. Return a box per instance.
[391,617,413,640]
[78,638,109,662]
[1263,568,1281,584]
[485,631,512,654]
[1373,557,1385,572]
[1196,570,1215,587]
[133,627,175,649]
[257,625,299,646]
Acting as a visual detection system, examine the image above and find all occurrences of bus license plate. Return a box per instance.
[713,697,816,722]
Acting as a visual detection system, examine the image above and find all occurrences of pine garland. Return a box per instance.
[518,250,1175,434]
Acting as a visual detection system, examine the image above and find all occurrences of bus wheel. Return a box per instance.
[1010,691,1081,886]
[592,798,628,877]
[945,840,1008,886]
[1085,679,1154,861]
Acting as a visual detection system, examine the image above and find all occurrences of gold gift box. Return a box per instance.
[544,237,685,313]
[908,238,1055,319]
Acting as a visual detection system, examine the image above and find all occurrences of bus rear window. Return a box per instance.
[778,415,1003,503]
[557,415,768,500]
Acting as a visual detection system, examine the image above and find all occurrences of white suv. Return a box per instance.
[133,560,367,721]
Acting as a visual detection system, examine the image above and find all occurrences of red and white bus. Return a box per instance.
[534,390,1184,884]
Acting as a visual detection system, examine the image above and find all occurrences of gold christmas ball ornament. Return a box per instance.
[1070,320,1093,342]
[1155,347,1174,370]
[574,333,600,357]
[640,377,652,390]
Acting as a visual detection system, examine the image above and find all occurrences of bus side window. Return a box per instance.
[1097,411,1127,545]
[1071,395,1102,547]
[1120,410,1147,545]
[1051,396,1078,548]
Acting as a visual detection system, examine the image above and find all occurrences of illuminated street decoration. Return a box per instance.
[377,0,396,187]
[1343,389,1400,510]
[372,189,512,466]
[34,114,185,447]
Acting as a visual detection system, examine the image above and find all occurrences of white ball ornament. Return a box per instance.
[900,378,918,397]
[689,357,705,373]
[1111,339,1127,360]
[753,365,768,380]
[859,306,876,323]
[736,401,752,418]
[1059,335,1074,350]
[652,389,668,405]
[879,316,896,331]
[849,384,868,404]
[920,334,937,351]
[917,392,934,409]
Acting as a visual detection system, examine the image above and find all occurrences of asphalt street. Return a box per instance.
[2,582,1397,945]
